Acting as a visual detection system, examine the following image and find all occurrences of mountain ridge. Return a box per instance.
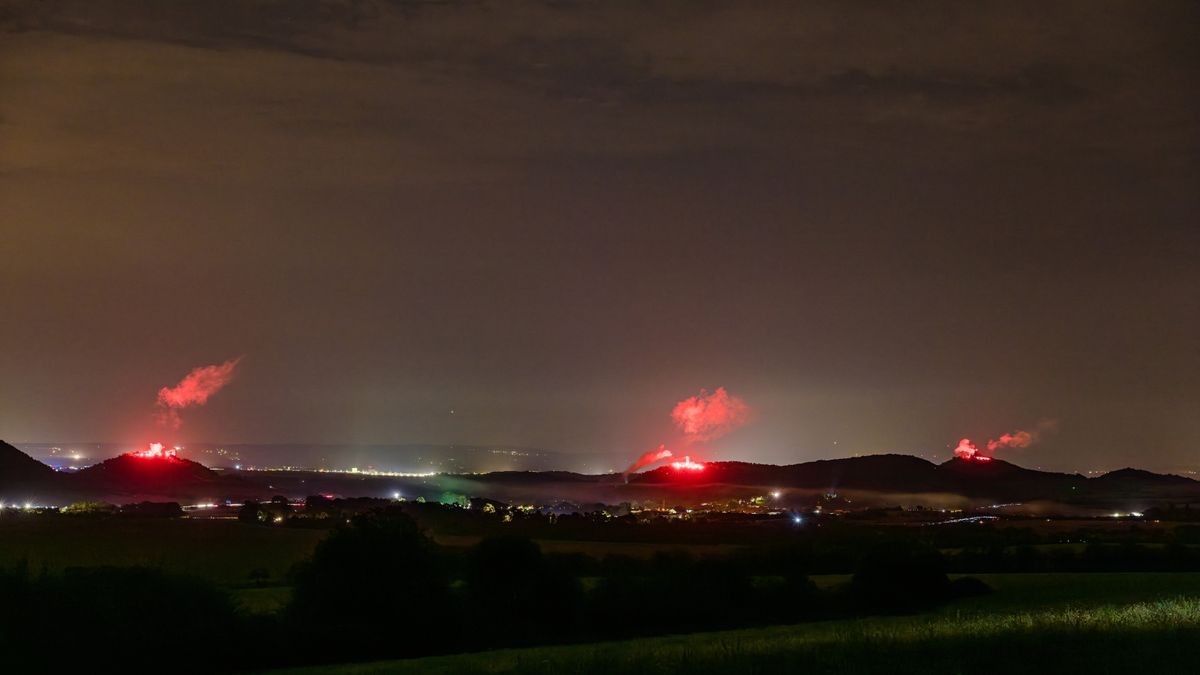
[2,441,1197,504]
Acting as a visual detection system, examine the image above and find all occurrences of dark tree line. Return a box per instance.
[7,505,1200,671]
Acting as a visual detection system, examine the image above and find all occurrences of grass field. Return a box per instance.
[809,571,1200,611]
[0,517,325,585]
[434,534,743,558]
[0,519,746,587]
[273,573,1200,674]
[4,518,1200,672]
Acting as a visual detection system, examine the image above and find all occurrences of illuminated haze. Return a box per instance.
[0,1,1196,472]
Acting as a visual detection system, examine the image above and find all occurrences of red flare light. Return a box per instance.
[132,442,176,459]
[669,455,705,471]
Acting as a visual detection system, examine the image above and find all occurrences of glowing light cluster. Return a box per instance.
[132,442,176,459]
[669,455,705,471]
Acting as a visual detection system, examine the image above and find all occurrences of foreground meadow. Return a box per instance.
[0,517,325,583]
[277,575,1200,675]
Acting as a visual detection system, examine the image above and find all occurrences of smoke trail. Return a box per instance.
[986,431,1034,452]
[955,419,1058,461]
[155,356,243,429]
[985,419,1058,452]
[671,387,749,443]
[623,444,673,480]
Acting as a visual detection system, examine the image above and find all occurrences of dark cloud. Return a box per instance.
[820,64,1088,107]
[1,0,1186,158]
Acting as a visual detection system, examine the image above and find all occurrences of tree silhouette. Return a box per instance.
[288,508,454,658]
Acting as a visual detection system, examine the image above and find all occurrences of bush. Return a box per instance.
[850,542,952,611]
[0,564,244,672]
[949,575,993,598]
[288,508,455,660]
[589,552,762,637]
[465,536,584,645]
[61,501,117,515]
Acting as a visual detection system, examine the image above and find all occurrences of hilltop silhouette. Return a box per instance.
[1,442,1196,505]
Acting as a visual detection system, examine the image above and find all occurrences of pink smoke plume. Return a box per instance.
[624,387,747,482]
[986,419,1058,452]
[623,444,673,479]
[953,438,989,461]
[671,387,749,443]
[155,356,243,429]
[986,431,1033,452]
[955,420,1058,461]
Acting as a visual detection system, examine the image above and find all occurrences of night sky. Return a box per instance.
[1,1,1196,471]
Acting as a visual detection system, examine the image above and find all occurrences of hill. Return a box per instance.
[633,455,945,492]
[628,454,1198,504]
[463,470,602,484]
[936,457,1085,500]
[0,439,58,494]
[71,452,229,496]
[1083,467,1199,499]
[2,440,1198,506]
[1093,467,1197,486]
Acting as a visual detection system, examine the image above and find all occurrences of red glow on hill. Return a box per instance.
[132,442,176,459]
[670,456,705,471]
